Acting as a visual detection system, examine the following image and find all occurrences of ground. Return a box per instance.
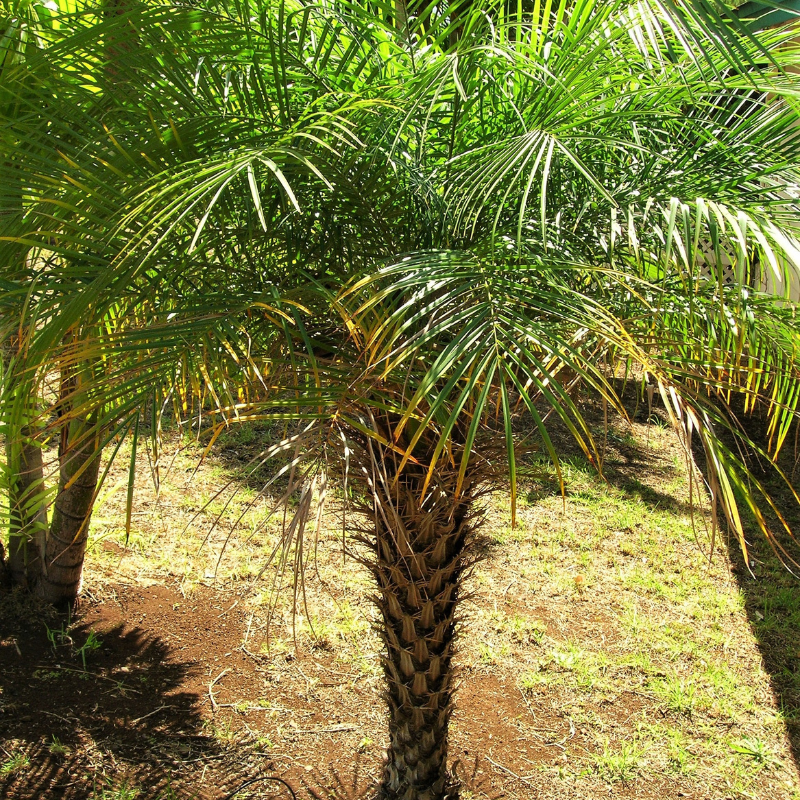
[1,407,799,799]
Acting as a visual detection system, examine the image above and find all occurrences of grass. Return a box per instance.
[14,409,795,800]
[44,617,103,667]
[591,739,644,783]
[0,750,30,776]
[89,780,140,800]
[456,413,799,798]
[48,736,68,757]
[650,675,697,716]
[661,726,696,775]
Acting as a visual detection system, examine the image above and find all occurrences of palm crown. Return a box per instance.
[2,1,800,797]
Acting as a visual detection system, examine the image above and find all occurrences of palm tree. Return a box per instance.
[3,1,800,796]
[1,0,275,599]
[0,0,173,598]
[1,0,71,591]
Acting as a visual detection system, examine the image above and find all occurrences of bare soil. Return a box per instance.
[1,408,799,800]
[1,583,720,800]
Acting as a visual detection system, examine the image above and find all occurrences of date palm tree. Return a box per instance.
[3,1,800,797]
[1,0,76,592]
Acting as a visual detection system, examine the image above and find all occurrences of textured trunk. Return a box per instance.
[363,435,485,800]
[3,339,102,602]
[36,418,100,604]
[6,429,48,588]
[3,334,48,589]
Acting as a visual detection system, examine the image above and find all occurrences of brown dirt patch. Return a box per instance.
[0,582,707,800]
[0,582,386,799]
[2,410,799,800]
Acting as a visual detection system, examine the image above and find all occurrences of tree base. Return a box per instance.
[0,541,8,592]
[375,764,460,800]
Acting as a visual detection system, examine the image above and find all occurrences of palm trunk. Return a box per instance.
[395,0,408,35]
[7,428,48,588]
[3,327,102,602]
[36,417,101,604]
[1,154,38,587]
[362,436,485,800]
[2,336,48,590]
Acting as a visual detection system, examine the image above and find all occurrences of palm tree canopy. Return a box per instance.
[2,0,800,564]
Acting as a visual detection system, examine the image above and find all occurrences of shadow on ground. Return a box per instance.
[724,438,800,774]
[0,591,279,800]
[521,384,800,777]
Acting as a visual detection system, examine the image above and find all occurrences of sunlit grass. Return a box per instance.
[75,417,800,799]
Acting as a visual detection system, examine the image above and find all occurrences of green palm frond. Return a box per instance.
[2,0,799,581]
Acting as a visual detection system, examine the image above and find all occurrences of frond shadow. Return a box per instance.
[298,754,504,799]
[0,590,245,799]
[720,433,800,773]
